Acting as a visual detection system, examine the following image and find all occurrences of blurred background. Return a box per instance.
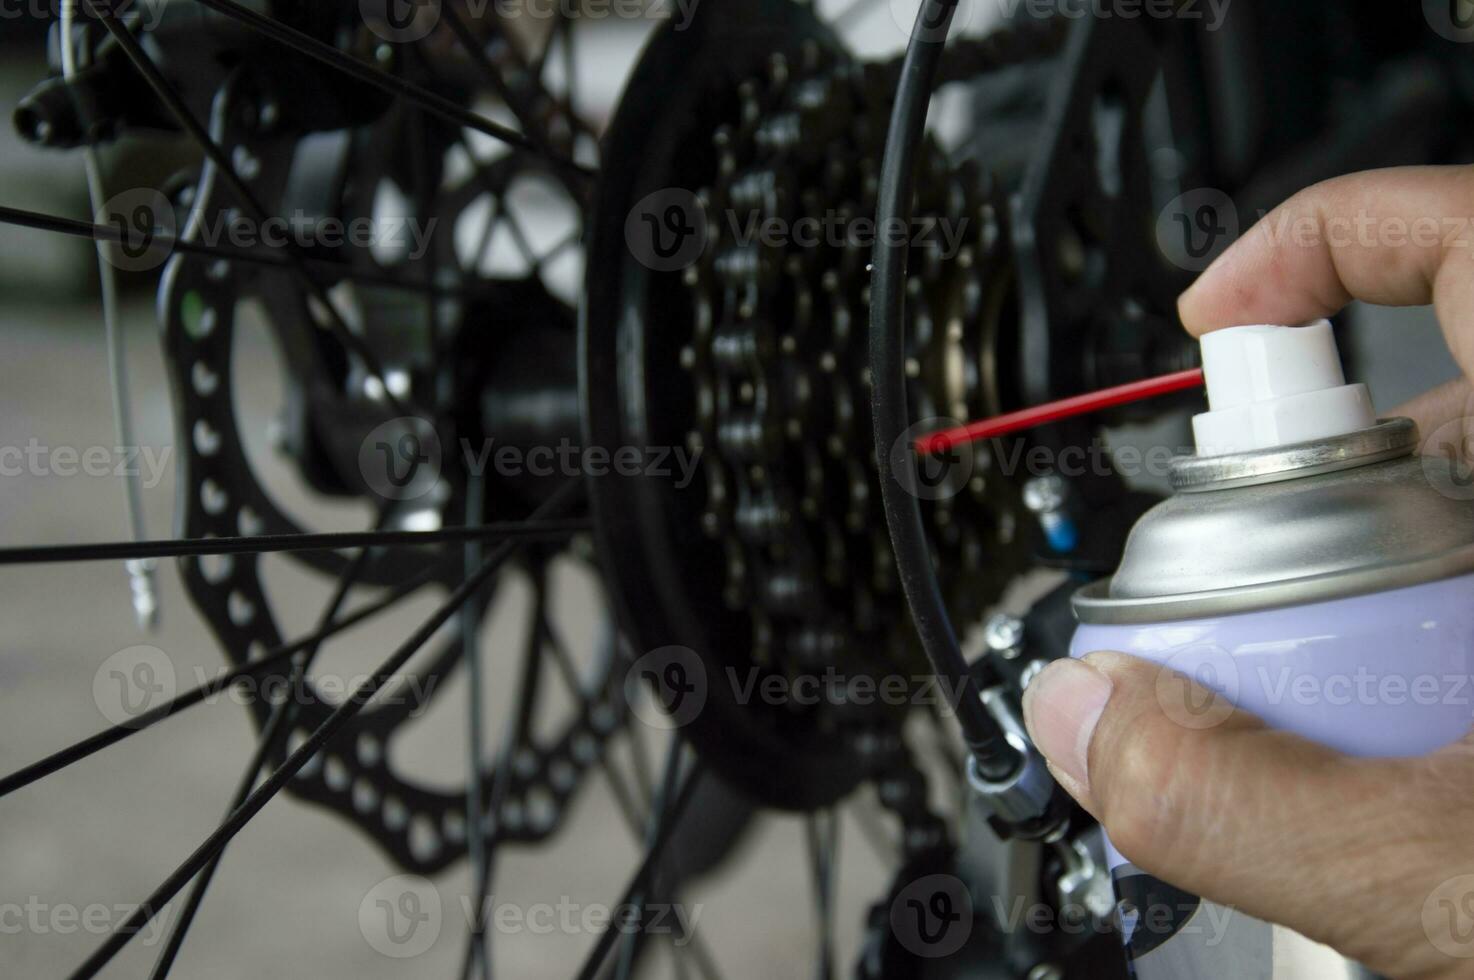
[0,7,915,978]
[0,1,1466,978]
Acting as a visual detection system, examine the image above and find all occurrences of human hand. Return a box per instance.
[1022,166,1474,979]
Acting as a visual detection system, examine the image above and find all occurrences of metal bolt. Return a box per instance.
[1019,659,1047,690]
[983,613,1023,658]
[1022,474,1066,514]
[1027,965,1064,980]
[1023,475,1078,554]
[126,558,159,631]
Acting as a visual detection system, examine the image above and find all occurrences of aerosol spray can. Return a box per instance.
[1071,320,1474,978]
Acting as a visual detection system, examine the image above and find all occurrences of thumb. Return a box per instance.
[1021,651,1474,978]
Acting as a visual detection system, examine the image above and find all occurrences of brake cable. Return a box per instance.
[870,0,1060,836]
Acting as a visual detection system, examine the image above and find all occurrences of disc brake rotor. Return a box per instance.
[162,55,619,873]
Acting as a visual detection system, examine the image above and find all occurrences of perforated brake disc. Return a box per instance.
[161,49,621,873]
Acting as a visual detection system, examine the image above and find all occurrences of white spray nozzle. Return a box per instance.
[1192,320,1376,456]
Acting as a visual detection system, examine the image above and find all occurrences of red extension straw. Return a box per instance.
[913,367,1206,456]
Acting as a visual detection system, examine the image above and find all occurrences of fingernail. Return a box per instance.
[1021,658,1113,791]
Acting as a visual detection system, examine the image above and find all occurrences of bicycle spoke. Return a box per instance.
[186,0,594,184]
[542,618,719,978]
[0,204,478,299]
[459,569,549,980]
[542,225,582,264]
[148,540,380,977]
[594,755,725,980]
[66,481,583,979]
[545,628,723,978]
[405,68,446,356]
[523,9,598,151]
[546,629,725,978]
[453,139,557,276]
[510,578,548,743]
[675,909,719,980]
[0,563,441,800]
[499,201,542,272]
[548,631,721,976]
[147,687,293,976]
[466,191,504,278]
[597,744,646,846]
[615,737,685,980]
[627,709,658,813]
[437,4,559,160]
[532,7,567,82]
[0,519,590,566]
[573,754,703,980]
[546,11,589,145]
[806,810,839,980]
[537,613,591,710]
[463,472,492,980]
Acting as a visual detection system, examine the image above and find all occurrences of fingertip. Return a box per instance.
[1021,658,1113,794]
[1176,275,1211,337]
[1176,242,1249,338]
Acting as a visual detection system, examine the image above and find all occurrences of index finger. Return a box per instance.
[1177,166,1474,382]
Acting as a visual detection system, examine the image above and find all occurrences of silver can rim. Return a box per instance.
[1072,542,1474,624]
[1168,418,1418,492]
